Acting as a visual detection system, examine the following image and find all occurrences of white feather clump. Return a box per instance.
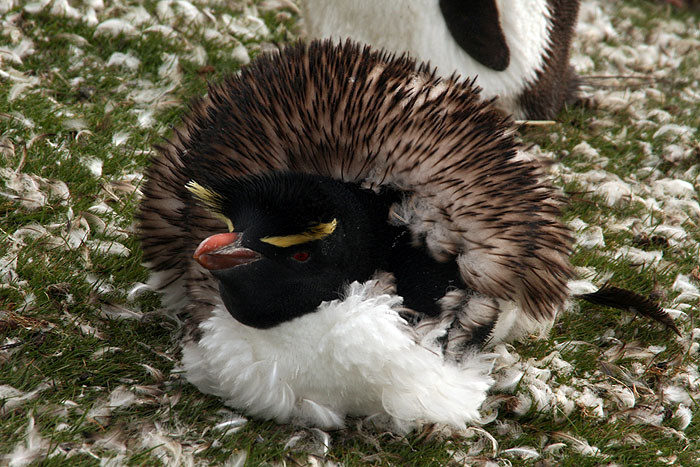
[0,383,50,416]
[182,280,495,433]
[93,19,138,38]
[0,0,16,14]
[672,404,692,431]
[0,168,69,210]
[672,274,700,304]
[139,421,195,467]
[156,0,207,25]
[87,386,138,426]
[5,412,48,467]
[571,141,605,164]
[569,217,605,250]
[614,246,662,267]
[106,52,140,70]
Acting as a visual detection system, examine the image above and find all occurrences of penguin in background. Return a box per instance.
[299,0,581,120]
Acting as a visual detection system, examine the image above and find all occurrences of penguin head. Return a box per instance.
[188,171,398,328]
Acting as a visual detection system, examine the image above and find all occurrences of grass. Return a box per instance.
[1,0,699,465]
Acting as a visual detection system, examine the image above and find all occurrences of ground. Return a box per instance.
[0,0,699,465]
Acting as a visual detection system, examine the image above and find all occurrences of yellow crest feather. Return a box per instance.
[186,181,222,209]
[261,219,338,248]
[186,181,234,232]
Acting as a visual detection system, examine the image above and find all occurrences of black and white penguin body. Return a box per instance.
[139,40,573,432]
[300,0,581,119]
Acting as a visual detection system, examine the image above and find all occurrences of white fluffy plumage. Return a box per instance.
[181,280,495,433]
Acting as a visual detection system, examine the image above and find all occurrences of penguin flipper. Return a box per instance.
[439,0,510,71]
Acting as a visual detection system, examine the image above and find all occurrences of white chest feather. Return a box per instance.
[301,0,552,118]
[181,281,495,432]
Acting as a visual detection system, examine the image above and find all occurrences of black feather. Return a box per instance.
[438,0,510,71]
[579,286,681,337]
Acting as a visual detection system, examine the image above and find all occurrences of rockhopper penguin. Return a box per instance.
[299,0,581,120]
[138,40,573,432]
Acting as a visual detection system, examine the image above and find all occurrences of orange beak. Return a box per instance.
[193,232,260,270]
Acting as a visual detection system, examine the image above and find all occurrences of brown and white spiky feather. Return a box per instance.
[139,39,573,339]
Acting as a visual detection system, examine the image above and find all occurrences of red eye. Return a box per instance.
[292,251,310,262]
